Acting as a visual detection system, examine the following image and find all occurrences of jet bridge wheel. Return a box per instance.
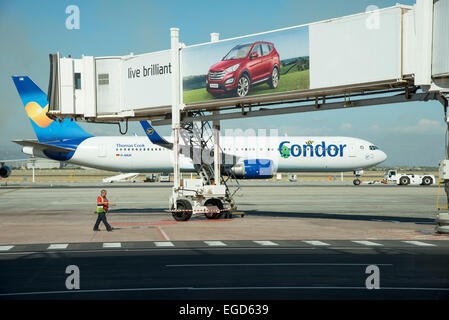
[204,198,223,219]
[171,199,192,221]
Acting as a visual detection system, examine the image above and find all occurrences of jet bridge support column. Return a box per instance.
[211,33,220,184]
[444,103,449,207]
[213,113,220,184]
[437,95,449,234]
[171,28,181,209]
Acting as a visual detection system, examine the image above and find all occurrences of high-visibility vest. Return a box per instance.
[97,196,108,213]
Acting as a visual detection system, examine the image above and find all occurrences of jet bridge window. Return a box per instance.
[74,73,81,89]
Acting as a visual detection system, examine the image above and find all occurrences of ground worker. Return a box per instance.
[93,189,116,231]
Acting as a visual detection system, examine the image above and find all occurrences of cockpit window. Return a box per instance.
[369,145,379,150]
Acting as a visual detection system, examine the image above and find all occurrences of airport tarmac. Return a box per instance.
[1,182,448,300]
[1,244,449,300]
[0,182,446,245]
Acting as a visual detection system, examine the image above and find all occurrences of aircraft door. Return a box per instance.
[348,144,356,157]
[98,144,107,157]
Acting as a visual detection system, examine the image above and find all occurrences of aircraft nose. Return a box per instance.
[379,150,387,162]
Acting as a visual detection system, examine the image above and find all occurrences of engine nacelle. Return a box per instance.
[0,165,11,178]
[229,159,275,179]
[22,146,34,156]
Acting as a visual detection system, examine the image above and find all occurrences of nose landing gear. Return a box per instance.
[353,170,363,186]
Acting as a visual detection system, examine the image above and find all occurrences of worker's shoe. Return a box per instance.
[93,228,100,231]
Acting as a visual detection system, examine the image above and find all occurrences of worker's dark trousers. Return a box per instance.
[93,212,112,231]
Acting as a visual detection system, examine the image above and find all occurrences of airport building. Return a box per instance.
[26,159,62,169]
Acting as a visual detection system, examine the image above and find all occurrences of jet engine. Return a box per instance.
[227,159,275,179]
[0,164,11,178]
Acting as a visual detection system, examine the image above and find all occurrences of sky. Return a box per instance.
[0,0,446,166]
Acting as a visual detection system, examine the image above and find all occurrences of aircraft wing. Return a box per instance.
[12,140,75,153]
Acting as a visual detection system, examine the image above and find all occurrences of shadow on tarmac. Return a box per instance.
[107,206,434,225]
[110,208,166,214]
[242,210,435,224]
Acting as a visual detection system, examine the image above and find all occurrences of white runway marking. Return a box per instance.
[204,241,227,247]
[0,246,14,251]
[157,227,170,241]
[166,263,394,267]
[302,241,330,246]
[1,286,448,297]
[352,241,383,246]
[102,242,122,248]
[0,247,316,255]
[402,241,436,247]
[154,241,174,247]
[47,244,69,250]
[253,241,279,246]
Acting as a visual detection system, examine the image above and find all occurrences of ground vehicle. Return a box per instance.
[207,41,280,97]
[144,173,158,182]
[383,169,435,185]
[159,173,170,182]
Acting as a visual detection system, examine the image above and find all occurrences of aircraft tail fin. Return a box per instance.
[139,121,172,149]
[11,76,92,142]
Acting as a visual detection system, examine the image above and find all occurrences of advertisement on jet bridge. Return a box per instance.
[182,26,310,104]
[122,50,172,109]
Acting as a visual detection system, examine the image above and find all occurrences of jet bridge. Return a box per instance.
[45,0,449,221]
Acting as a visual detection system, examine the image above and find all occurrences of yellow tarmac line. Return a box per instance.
[0,186,29,196]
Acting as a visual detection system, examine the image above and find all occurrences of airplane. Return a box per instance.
[2,76,387,187]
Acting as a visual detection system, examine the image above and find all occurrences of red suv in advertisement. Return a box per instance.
[207,41,280,98]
